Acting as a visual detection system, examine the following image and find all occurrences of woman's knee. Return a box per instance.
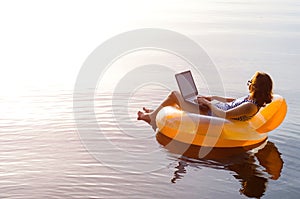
[169,90,180,98]
[168,90,182,104]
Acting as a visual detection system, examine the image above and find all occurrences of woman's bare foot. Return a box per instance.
[137,110,157,130]
[143,107,153,113]
[137,111,151,124]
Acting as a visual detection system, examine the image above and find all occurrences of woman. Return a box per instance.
[137,71,273,127]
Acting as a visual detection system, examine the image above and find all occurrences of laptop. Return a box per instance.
[175,70,199,105]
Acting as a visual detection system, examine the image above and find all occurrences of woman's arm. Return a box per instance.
[198,98,258,119]
[197,96,235,103]
[211,96,236,102]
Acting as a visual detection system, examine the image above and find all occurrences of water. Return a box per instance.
[0,90,298,198]
[1,0,300,198]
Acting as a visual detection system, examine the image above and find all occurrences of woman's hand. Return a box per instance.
[198,96,212,101]
[196,96,212,108]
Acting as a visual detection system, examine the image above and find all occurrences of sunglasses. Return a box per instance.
[247,80,252,86]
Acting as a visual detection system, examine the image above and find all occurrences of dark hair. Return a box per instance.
[250,72,273,107]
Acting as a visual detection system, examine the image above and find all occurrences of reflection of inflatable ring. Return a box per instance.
[156,94,287,147]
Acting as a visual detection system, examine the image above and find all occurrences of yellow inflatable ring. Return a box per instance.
[156,94,287,147]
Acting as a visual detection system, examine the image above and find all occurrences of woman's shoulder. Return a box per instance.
[245,96,260,107]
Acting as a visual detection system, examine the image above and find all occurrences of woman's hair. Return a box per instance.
[250,72,273,107]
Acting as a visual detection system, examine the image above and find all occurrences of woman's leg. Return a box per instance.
[137,90,207,126]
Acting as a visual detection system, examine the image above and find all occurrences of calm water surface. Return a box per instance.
[0,88,299,198]
[1,0,300,198]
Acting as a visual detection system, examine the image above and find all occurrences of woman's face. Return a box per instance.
[248,73,257,92]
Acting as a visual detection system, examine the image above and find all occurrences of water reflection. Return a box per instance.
[156,133,284,198]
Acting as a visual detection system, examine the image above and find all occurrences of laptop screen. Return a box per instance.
[175,70,198,99]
